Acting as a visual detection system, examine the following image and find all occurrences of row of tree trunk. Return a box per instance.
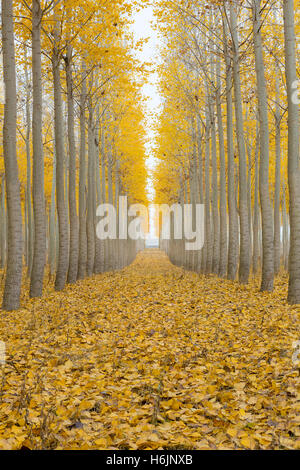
[161,0,299,304]
[0,0,143,311]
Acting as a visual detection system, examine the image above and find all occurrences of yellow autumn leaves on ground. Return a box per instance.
[0,250,299,450]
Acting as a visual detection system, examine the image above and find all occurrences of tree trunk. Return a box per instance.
[282,183,289,271]
[230,2,250,284]
[100,119,106,272]
[114,159,120,270]
[274,69,281,275]
[246,132,253,262]
[0,177,6,269]
[196,116,205,273]
[252,0,274,291]
[216,54,227,278]
[86,94,96,277]
[209,52,220,275]
[283,0,300,303]
[24,45,33,277]
[30,0,46,298]
[204,102,212,273]
[1,0,23,310]
[52,18,69,291]
[252,126,260,275]
[49,149,56,275]
[65,45,79,283]
[77,65,87,279]
[223,14,238,280]
[106,146,114,271]
[94,111,103,274]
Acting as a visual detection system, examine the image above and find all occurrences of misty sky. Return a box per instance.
[130,4,162,239]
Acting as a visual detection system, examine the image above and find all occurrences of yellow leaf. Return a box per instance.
[240,437,251,449]
[78,400,93,411]
[227,427,238,438]
[94,438,108,448]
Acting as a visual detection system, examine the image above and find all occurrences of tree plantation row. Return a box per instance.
[154,0,300,304]
[0,0,149,311]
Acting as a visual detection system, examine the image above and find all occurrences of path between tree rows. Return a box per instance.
[0,250,299,449]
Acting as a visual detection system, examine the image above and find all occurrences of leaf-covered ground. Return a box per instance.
[0,250,299,450]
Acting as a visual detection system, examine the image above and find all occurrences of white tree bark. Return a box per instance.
[30,0,47,298]
[65,45,79,283]
[52,17,69,291]
[1,0,23,310]
[229,2,250,284]
[252,0,274,291]
[77,65,87,280]
[283,0,300,303]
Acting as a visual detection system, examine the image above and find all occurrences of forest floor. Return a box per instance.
[0,250,299,450]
